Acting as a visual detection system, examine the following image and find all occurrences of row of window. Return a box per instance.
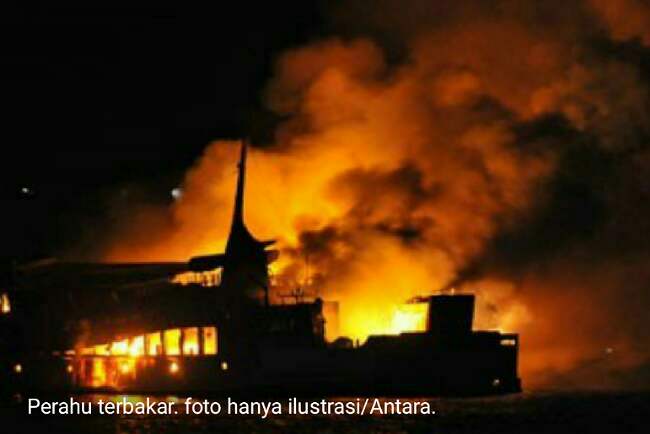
[78,326,218,357]
[172,270,221,287]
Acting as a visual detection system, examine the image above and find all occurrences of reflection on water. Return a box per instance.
[2,391,649,434]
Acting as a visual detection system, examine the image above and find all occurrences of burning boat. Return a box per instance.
[0,142,520,396]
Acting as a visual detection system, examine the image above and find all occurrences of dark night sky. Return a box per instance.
[0,1,327,259]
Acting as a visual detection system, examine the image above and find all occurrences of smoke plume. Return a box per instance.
[104,1,650,389]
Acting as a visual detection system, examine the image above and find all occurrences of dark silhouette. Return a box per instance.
[0,141,520,397]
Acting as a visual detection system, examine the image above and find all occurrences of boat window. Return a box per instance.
[91,358,107,387]
[164,329,181,355]
[203,326,218,355]
[182,327,199,355]
[110,339,129,355]
[146,332,162,356]
[129,336,145,356]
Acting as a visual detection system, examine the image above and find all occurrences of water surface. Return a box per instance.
[2,391,649,434]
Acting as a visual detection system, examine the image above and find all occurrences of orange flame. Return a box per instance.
[101,2,650,388]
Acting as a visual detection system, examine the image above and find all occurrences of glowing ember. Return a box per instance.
[119,361,132,374]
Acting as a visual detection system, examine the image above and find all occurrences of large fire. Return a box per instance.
[101,1,650,389]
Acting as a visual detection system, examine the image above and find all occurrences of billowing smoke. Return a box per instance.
[103,1,650,389]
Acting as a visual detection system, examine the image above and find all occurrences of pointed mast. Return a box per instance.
[188,137,275,273]
[232,139,247,229]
